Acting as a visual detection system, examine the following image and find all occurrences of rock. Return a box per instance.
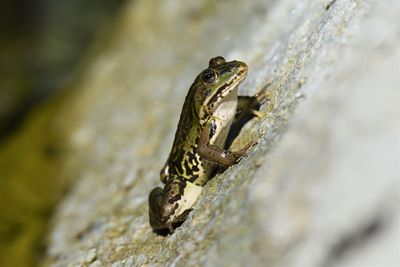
[37,0,398,266]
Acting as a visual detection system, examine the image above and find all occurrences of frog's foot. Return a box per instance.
[226,85,271,149]
[237,83,272,118]
[232,140,257,163]
[167,222,174,233]
[254,83,272,106]
[251,110,263,118]
[172,208,193,228]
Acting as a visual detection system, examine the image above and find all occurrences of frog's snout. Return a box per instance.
[227,61,248,75]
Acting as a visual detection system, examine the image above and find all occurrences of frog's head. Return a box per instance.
[194,56,248,122]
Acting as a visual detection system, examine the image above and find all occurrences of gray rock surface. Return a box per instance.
[45,0,399,266]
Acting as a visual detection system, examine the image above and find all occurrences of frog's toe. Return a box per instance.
[251,110,263,118]
[255,84,272,104]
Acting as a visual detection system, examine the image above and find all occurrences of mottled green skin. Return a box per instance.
[149,57,261,232]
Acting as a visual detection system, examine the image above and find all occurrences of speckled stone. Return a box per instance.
[44,0,399,266]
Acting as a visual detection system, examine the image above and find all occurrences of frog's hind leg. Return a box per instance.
[225,84,271,148]
[160,160,170,184]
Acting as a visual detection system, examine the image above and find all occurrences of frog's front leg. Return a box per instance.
[225,86,271,148]
[198,119,255,167]
[237,84,271,117]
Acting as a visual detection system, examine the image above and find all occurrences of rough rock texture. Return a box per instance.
[43,0,399,266]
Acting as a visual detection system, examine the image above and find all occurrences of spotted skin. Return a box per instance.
[148,56,269,233]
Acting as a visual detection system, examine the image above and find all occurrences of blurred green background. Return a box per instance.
[0,0,126,139]
[0,1,127,266]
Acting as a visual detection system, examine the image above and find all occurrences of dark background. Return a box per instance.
[0,0,127,142]
[0,1,127,266]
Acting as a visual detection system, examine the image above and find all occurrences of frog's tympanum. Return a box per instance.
[148,56,269,233]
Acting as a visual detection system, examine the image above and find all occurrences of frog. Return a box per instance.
[148,56,269,233]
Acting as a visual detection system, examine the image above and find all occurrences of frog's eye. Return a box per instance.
[209,56,225,67]
[201,70,217,84]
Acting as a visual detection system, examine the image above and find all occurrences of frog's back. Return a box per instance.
[165,87,215,186]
